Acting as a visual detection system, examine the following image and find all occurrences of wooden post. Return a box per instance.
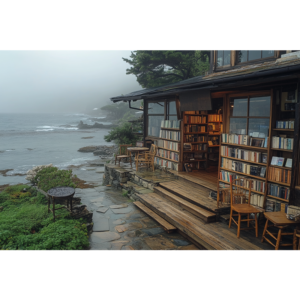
[52,196,55,222]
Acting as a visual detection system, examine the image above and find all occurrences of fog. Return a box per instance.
[0,51,141,114]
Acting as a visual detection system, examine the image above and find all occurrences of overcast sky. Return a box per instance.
[0,51,141,114]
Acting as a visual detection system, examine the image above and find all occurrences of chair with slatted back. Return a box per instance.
[115,144,132,167]
[135,144,157,171]
[229,178,260,238]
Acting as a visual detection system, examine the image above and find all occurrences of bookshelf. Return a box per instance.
[182,111,209,170]
[153,120,182,171]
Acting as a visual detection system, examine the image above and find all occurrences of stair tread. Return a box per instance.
[137,193,262,250]
[154,186,216,218]
[133,201,176,232]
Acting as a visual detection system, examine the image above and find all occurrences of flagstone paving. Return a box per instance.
[71,163,199,250]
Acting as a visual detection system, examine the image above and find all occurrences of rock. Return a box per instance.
[78,146,99,153]
[96,207,109,213]
[77,120,117,130]
[113,219,126,225]
[110,204,128,209]
[110,241,129,250]
[93,218,109,232]
[90,231,121,243]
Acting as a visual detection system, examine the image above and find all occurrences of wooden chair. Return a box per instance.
[293,228,300,250]
[229,178,260,238]
[135,144,157,171]
[115,144,132,167]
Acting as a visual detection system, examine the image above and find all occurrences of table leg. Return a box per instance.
[52,197,55,222]
[275,228,282,250]
[261,219,268,243]
[237,213,241,238]
[70,196,73,212]
[136,151,139,171]
[254,213,258,238]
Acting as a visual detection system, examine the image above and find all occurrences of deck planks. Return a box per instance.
[136,192,264,250]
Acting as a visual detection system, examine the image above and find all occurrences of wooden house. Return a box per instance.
[110,51,300,249]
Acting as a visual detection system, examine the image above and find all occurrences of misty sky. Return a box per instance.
[0,51,141,114]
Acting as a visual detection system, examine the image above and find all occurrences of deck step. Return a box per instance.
[154,186,216,223]
[136,193,262,250]
[133,201,176,233]
[159,180,230,214]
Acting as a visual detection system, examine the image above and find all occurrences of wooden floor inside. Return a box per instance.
[169,166,219,192]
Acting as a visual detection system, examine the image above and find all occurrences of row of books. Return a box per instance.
[287,205,300,216]
[183,153,206,161]
[270,156,292,168]
[156,149,179,162]
[159,130,180,141]
[219,171,266,194]
[221,158,267,178]
[185,111,207,114]
[208,124,221,131]
[220,145,267,164]
[149,127,160,137]
[266,199,287,212]
[222,133,268,148]
[250,193,264,208]
[184,115,207,123]
[268,183,290,200]
[268,166,292,184]
[208,114,222,122]
[154,140,180,151]
[183,143,207,151]
[185,135,207,142]
[160,120,181,129]
[154,157,179,171]
[275,120,295,129]
[271,136,294,150]
[184,125,206,133]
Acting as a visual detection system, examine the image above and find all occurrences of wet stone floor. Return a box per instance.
[71,162,198,250]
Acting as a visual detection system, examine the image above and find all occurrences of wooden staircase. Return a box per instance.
[132,174,265,250]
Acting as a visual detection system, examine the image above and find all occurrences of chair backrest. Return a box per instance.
[119,144,132,155]
[149,144,157,156]
[230,178,252,206]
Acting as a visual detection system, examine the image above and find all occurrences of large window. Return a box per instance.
[229,94,270,138]
[237,51,275,64]
[216,50,231,67]
[147,100,177,137]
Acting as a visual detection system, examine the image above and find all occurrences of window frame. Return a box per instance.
[229,91,271,136]
[236,50,276,65]
[146,99,178,138]
[215,50,231,69]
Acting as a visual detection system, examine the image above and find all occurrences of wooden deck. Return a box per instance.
[169,168,218,192]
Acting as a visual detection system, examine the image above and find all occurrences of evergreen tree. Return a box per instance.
[123,51,210,88]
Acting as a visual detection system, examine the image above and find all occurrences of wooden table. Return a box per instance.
[127,147,149,171]
[261,211,300,250]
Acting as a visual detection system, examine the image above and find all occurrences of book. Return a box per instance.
[285,158,292,168]
[183,143,192,151]
[271,156,279,166]
[262,153,268,163]
[277,157,285,167]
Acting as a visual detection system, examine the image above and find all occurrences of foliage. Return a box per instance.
[101,101,142,120]
[122,190,129,197]
[123,50,210,88]
[104,122,140,146]
[0,184,89,250]
[33,166,76,192]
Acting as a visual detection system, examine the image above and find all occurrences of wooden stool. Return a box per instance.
[261,212,300,250]
[293,229,300,250]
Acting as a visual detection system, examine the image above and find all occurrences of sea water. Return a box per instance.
[0,113,113,185]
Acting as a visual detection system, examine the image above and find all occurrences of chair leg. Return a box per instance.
[293,230,297,250]
[237,213,241,238]
[254,213,258,238]
[298,238,300,250]
[229,208,233,228]
[261,219,268,243]
[275,228,282,250]
[130,155,132,168]
[115,156,117,165]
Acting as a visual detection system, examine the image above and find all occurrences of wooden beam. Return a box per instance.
[231,51,236,67]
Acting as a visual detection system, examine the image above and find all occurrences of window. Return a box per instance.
[229,94,270,138]
[216,51,231,67]
[237,51,274,63]
[147,100,178,137]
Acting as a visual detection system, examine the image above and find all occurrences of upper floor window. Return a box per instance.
[216,50,231,67]
[237,51,275,63]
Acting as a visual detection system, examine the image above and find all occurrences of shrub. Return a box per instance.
[104,122,140,145]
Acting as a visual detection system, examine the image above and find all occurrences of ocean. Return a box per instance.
[0,113,113,185]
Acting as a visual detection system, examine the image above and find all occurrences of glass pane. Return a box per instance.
[148,102,164,114]
[168,101,177,115]
[229,118,247,134]
[148,115,164,137]
[248,51,261,61]
[262,50,274,58]
[224,51,231,65]
[237,51,247,63]
[249,96,270,117]
[248,118,269,138]
[168,115,178,121]
[217,51,223,67]
[230,98,248,116]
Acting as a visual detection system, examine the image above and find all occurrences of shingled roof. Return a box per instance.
[111,57,300,102]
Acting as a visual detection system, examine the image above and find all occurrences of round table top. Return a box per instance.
[127,147,149,152]
[47,186,75,198]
